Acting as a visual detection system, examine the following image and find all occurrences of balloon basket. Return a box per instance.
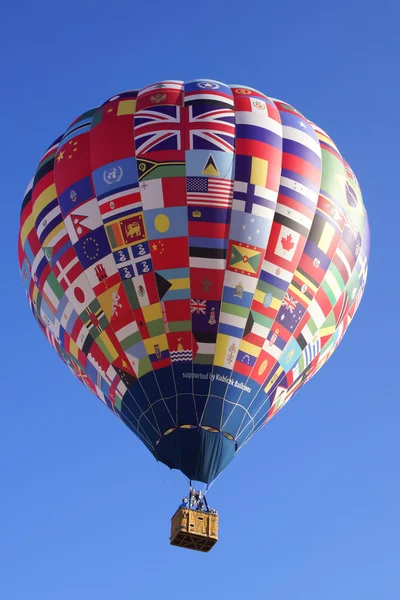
[170,507,219,552]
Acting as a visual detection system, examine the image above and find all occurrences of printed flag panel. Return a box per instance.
[19,79,369,486]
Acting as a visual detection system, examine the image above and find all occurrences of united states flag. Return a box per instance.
[187,177,233,208]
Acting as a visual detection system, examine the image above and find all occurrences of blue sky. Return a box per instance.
[2,0,399,598]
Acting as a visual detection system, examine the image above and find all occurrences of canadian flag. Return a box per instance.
[265,222,305,273]
[273,224,301,262]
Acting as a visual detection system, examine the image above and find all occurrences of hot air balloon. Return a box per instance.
[18,79,369,551]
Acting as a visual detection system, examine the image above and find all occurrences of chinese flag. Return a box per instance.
[151,237,189,270]
[55,132,92,194]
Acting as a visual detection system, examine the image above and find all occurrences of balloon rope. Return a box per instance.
[156,462,188,496]
[203,471,223,494]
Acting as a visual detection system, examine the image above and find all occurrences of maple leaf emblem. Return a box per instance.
[280,234,295,252]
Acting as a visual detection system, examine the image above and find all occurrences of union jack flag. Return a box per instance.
[283,293,297,313]
[134,106,182,155]
[190,299,206,314]
[186,104,235,152]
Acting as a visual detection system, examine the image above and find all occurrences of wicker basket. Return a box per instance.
[170,507,219,552]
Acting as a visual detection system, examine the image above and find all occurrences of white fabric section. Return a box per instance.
[189,257,226,270]
[336,247,352,279]
[51,318,61,342]
[85,253,118,287]
[99,193,141,219]
[308,300,326,328]
[262,260,293,283]
[36,205,60,238]
[275,203,313,229]
[55,254,79,285]
[303,336,321,367]
[132,274,150,307]
[115,321,139,342]
[252,322,270,339]
[185,92,234,106]
[42,280,60,309]
[292,362,300,381]
[219,312,247,329]
[250,203,275,220]
[31,249,45,277]
[106,365,117,384]
[282,125,321,155]
[46,228,67,250]
[271,386,288,409]
[125,353,139,376]
[223,270,258,293]
[279,176,319,204]
[324,270,342,302]
[235,103,282,136]
[273,225,300,261]
[98,188,139,207]
[197,342,216,355]
[95,388,107,404]
[301,322,316,345]
[45,328,58,350]
[63,198,103,245]
[233,180,277,202]
[40,306,54,330]
[65,272,96,313]
[117,380,128,395]
[262,339,281,358]
[222,336,240,369]
[139,81,183,94]
[60,300,75,330]
[76,324,91,350]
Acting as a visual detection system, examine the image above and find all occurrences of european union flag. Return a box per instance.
[74,226,111,269]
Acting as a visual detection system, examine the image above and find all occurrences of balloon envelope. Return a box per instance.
[18,80,369,483]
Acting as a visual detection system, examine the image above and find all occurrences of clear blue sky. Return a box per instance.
[2,1,399,598]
